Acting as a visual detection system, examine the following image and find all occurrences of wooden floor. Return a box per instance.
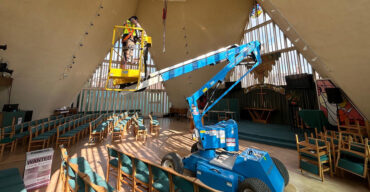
[0,118,368,192]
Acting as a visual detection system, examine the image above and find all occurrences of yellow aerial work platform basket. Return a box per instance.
[105,25,152,92]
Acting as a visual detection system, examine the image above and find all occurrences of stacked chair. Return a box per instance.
[337,118,369,139]
[297,124,370,186]
[106,145,217,192]
[295,133,333,182]
[59,145,115,192]
[149,114,160,136]
[336,132,369,185]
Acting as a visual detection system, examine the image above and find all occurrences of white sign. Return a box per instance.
[17,117,22,125]
[23,148,54,190]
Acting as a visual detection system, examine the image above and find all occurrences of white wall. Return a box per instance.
[0,0,138,119]
[264,0,370,119]
[136,0,253,108]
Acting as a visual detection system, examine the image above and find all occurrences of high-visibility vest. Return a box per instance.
[123,20,136,36]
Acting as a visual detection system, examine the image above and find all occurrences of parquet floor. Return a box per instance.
[0,118,368,192]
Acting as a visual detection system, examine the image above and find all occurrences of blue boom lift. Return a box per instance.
[116,40,288,191]
[159,41,288,192]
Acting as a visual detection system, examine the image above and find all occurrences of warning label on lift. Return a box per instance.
[226,138,236,147]
[203,130,225,144]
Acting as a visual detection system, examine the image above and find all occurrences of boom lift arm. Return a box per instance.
[115,42,259,92]
[187,41,261,131]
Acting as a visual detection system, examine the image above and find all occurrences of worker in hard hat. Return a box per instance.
[121,16,141,68]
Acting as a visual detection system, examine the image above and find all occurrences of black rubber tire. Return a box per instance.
[161,152,184,174]
[271,157,289,186]
[191,142,199,153]
[238,178,271,192]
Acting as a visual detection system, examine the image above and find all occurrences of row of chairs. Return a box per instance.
[87,112,131,143]
[112,112,161,142]
[132,112,161,141]
[54,114,102,149]
[27,114,90,151]
[296,128,369,184]
[0,114,83,160]
[106,145,216,192]
[85,111,161,143]
[81,110,141,116]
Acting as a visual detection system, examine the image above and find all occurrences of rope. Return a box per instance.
[162,0,168,53]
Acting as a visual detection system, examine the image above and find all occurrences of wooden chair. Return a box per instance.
[336,133,369,185]
[57,121,77,148]
[0,125,15,161]
[60,145,116,192]
[89,116,109,143]
[132,117,147,141]
[117,150,135,190]
[295,133,333,181]
[106,146,119,185]
[149,114,160,136]
[338,118,369,138]
[27,124,48,152]
[112,114,129,141]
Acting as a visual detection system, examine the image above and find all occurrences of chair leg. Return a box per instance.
[106,164,110,182]
[321,167,324,182]
[14,139,18,152]
[329,156,333,177]
[27,141,31,152]
[0,144,4,161]
[117,169,121,191]
[10,141,15,152]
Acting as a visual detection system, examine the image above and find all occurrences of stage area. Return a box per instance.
[238,120,296,149]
